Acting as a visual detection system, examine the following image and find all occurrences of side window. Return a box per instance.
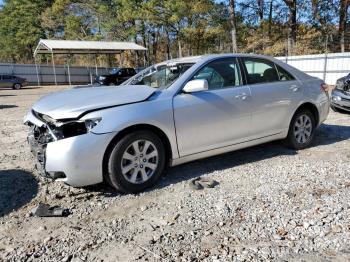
[276,64,295,81]
[128,68,136,75]
[118,69,127,77]
[242,58,279,84]
[192,59,241,90]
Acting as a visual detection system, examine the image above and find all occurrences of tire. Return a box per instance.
[13,83,22,90]
[285,109,316,150]
[105,130,166,193]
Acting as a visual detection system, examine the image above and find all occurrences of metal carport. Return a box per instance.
[34,39,147,85]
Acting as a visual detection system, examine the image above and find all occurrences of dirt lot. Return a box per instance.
[0,85,350,262]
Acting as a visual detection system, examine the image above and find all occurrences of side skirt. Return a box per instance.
[170,132,287,167]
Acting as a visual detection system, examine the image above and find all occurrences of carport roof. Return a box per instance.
[34,39,147,56]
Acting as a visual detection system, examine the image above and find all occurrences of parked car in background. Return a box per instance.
[331,73,350,113]
[135,67,146,73]
[94,68,136,85]
[24,54,330,193]
[0,75,27,89]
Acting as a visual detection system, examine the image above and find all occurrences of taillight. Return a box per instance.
[321,83,329,93]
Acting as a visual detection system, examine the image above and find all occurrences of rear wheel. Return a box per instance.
[13,83,22,90]
[285,109,316,150]
[105,130,166,193]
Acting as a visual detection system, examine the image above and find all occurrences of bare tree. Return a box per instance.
[339,0,349,52]
[258,0,264,20]
[268,0,274,37]
[229,0,238,52]
[283,0,297,55]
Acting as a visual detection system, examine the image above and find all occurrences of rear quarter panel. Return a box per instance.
[300,77,330,125]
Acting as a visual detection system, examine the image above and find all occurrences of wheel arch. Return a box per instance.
[293,102,320,126]
[102,124,173,180]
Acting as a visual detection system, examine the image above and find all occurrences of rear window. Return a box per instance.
[276,64,295,81]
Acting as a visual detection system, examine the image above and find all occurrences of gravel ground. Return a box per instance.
[0,85,350,262]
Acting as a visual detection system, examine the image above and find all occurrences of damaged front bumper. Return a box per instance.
[331,89,350,112]
[24,110,116,187]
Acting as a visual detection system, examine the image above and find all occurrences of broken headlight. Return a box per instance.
[49,117,102,140]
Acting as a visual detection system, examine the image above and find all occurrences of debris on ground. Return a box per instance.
[31,203,70,217]
[189,177,219,190]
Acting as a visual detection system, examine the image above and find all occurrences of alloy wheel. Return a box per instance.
[120,139,158,184]
[293,114,312,144]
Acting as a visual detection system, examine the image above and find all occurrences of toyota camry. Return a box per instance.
[24,54,330,193]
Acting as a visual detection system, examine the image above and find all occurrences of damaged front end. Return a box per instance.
[24,110,101,179]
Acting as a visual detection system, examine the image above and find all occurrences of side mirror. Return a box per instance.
[183,79,208,93]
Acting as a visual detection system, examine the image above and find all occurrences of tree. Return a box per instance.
[0,0,348,64]
[339,0,349,52]
[229,0,238,52]
[282,0,297,55]
[0,0,53,63]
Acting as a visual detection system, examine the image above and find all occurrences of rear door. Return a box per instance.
[173,58,253,156]
[240,57,302,138]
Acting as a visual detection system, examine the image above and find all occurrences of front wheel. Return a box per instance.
[13,83,22,90]
[105,131,166,193]
[285,110,316,150]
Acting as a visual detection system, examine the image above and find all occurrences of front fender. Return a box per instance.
[80,98,179,159]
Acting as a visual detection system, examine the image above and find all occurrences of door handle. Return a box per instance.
[289,85,300,92]
[235,93,249,100]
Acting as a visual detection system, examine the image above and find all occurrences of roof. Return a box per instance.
[34,39,147,56]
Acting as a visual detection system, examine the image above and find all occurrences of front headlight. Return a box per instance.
[99,76,106,80]
[49,117,102,140]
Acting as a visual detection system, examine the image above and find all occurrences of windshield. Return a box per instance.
[121,63,194,89]
[109,68,120,74]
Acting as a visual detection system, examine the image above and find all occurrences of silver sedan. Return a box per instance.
[24,54,330,193]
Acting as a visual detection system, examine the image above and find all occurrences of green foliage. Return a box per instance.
[0,0,348,64]
[0,0,52,62]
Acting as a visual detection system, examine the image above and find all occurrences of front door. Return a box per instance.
[173,58,253,157]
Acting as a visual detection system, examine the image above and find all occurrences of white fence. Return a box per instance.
[0,63,111,85]
[0,52,349,85]
[276,52,350,85]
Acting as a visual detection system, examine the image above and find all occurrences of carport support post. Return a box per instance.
[120,52,124,67]
[66,55,71,86]
[34,57,41,86]
[94,54,98,76]
[51,52,57,85]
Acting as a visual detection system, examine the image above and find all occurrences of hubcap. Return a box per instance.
[121,140,158,184]
[293,114,312,144]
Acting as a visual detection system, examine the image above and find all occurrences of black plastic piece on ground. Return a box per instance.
[32,203,70,217]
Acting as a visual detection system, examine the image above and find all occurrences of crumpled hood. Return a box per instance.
[32,85,155,119]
